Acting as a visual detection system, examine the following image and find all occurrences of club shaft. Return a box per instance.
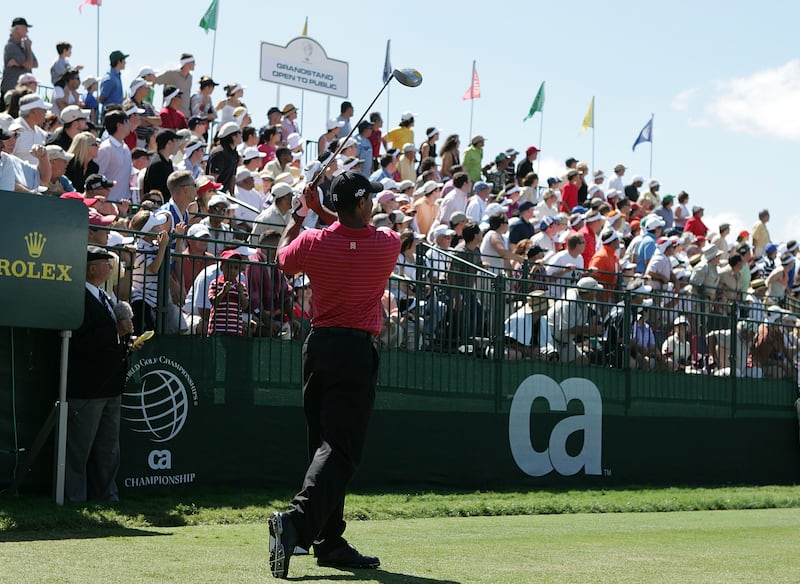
[310,74,394,188]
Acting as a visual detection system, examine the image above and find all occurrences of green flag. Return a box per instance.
[523,81,545,122]
[199,0,218,33]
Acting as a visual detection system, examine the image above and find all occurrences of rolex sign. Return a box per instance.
[0,192,88,330]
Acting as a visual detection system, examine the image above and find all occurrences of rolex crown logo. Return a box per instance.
[25,232,47,258]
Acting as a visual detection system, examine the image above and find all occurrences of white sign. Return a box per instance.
[260,37,349,98]
[508,374,603,477]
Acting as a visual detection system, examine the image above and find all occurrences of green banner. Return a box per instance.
[0,193,88,330]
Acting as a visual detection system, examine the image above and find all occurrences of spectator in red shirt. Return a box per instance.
[589,228,621,303]
[159,85,188,130]
[579,210,604,267]
[560,169,581,213]
[683,205,708,239]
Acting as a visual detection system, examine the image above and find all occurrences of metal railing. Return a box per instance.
[90,225,799,415]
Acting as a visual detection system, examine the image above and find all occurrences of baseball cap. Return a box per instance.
[326,118,344,131]
[473,181,492,193]
[45,144,74,161]
[577,277,603,291]
[526,146,540,155]
[60,105,91,124]
[217,122,242,139]
[187,223,211,238]
[518,201,535,213]
[271,183,294,200]
[85,174,116,191]
[329,172,383,209]
[109,50,129,64]
[400,111,415,121]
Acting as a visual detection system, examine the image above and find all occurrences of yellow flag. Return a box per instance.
[580,96,594,134]
[301,16,308,36]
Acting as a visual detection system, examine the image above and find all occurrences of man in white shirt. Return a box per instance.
[545,233,586,298]
[13,94,49,164]
[95,110,132,201]
[608,163,626,195]
[466,180,491,224]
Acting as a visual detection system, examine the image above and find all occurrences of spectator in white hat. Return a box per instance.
[175,222,215,296]
[589,228,622,303]
[41,144,75,195]
[398,142,417,182]
[233,168,262,228]
[201,193,236,256]
[130,77,162,146]
[383,111,415,152]
[317,118,343,155]
[411,179,442,236]
[251,183,294,243]
[13,93,49,164]
[206,121,242,193]
[690,245,724,302]
[46,105,90,152]
[645,236,677,292]
[624,174,644,202]
[154,53,195,118]
[547,276,604,364]
[636,214,665,273]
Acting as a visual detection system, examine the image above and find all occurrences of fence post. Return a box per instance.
[493,273,505,413]
[730,301,739,417]
[156,242,173,335]
[623,290,632,414]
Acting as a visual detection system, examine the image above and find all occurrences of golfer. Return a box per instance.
[269,172,401,578]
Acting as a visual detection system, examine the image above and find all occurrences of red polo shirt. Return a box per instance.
[278,222,401,336]
[159,107,188,130]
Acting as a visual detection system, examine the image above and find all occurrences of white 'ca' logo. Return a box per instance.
[508,374,602,477]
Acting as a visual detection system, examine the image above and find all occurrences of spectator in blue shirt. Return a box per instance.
[356,120,374,176]
[99,50,128,118]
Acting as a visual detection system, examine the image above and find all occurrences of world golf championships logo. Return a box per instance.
[123,356,198,442]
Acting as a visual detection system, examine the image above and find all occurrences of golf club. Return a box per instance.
[309,67,423,188]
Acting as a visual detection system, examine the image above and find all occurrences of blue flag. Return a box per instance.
[382,40,392,83]
[632,117,653,151]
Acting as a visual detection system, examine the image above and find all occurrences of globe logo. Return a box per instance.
[122,369,189,443]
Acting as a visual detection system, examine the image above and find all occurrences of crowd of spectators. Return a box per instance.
[4,18,800,384]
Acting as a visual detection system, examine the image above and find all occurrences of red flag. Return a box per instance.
[462,62,480,100]
[79,0,101,14]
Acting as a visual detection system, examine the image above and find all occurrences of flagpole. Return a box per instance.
[649,113,654,178]
[300,90,305,135]
[537,114,543,175]
[467,60,476,141]
[210,27,217,78]
[96,4,100,77]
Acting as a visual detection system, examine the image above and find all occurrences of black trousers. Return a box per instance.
[289,328,379,553]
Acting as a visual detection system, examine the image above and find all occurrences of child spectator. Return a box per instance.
[208,249,249,336]
[129,209,170,334]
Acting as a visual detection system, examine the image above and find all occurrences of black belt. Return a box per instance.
[312,327,376,341]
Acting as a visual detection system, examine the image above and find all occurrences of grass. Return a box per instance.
[3,484,800,531]
[1,509,799,583]
[2,486,800,582]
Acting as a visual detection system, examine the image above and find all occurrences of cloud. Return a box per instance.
[671,88,697,111]
[706,59,800,142]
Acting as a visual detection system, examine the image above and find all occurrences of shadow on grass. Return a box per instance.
[291,570,460,583]
[0,526,169,542]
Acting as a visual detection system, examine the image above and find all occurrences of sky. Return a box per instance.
[19,0,799,242]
